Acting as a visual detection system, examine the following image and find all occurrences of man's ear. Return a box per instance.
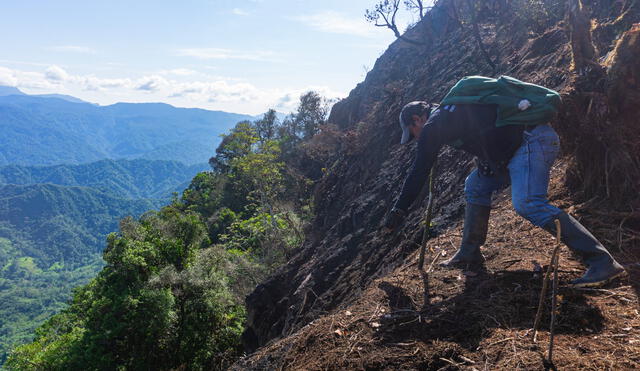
[411,114,421,126]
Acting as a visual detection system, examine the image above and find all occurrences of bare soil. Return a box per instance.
[234,160,640,370]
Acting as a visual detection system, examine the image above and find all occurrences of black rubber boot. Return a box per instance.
[543,212,626,288]
[441,203,490,268]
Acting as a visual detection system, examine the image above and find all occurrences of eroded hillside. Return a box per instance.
[236,1,640,369]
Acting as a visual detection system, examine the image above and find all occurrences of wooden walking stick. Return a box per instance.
[548,219,562,365]
[532,219,562,343]
[418,163,438,271]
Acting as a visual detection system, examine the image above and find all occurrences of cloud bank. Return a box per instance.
[0,65,344,115]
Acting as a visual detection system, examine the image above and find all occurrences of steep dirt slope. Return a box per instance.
[234,160,639,369]
[236,1,640,368]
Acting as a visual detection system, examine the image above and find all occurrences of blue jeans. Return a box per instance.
[464,124,561,227]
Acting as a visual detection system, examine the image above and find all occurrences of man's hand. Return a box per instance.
[383,208,406,232]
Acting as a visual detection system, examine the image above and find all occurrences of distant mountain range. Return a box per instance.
[0,84,89,103]
[0,159,208,199]
[0,181,163,359]
[0,86,255,166]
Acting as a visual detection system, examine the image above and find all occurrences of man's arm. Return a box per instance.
[393,108,461,212]
[393,124,441,212]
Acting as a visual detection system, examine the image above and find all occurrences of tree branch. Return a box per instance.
[465,0,496,71]
[365,0,425,45]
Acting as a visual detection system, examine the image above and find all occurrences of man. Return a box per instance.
[384,76,625,288]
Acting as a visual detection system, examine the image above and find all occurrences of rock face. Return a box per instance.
[241,0,640,358]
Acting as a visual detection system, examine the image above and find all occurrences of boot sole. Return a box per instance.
[568,269,628,288]
[439,259,485,269]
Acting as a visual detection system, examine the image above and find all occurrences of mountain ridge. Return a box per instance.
[0,93,253,165]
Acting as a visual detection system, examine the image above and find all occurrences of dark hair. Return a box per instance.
[399,101,435,127]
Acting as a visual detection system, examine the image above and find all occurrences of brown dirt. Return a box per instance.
[234,161,640,370]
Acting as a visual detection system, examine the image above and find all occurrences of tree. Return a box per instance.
[277,91,329,159]
[227,139,285,213]
[6,210,243,371]
[209,121,258,174]
[295,91,328,141]
[465,0,497,71]
[255,109,279,144]
[404,0,426,19]
[365,0,425,45]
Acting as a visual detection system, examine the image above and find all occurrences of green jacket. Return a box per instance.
[440,75,561,127]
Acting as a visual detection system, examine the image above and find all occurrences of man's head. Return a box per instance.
[399,101,434,144]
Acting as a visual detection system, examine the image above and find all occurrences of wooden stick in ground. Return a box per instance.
[548,219,562,364]
[532,218,562,342]
[418,163,438,271]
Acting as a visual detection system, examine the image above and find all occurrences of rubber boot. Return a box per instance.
[543,212,626,288]
[441,203,490,268]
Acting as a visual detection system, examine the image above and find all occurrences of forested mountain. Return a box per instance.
[0,159,207,363]
[0,90,253,166]
[0,183,161,265]
[0,159,208,200]
[0,183,163,362]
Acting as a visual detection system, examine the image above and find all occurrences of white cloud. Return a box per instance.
[292,11,377,37]
[231,8,249,16]
[135,75,169,92]
[81,76,133,91]
[0,65,344,115]
[0,66,17,86]
[45,65,69,81]
[15,70,58,90]
[47,45,96,54]
[174,48,279,62]
[170,80,262,103]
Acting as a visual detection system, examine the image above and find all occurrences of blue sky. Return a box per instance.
[0,0,418,114]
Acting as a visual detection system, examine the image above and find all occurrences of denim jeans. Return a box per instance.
[464,124,562,227]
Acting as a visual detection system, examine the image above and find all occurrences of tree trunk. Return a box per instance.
[566,0,598,73]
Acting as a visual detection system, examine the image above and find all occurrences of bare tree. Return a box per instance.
[465,0,496,71]
[404,0,426,19]
[365,0,425,45]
